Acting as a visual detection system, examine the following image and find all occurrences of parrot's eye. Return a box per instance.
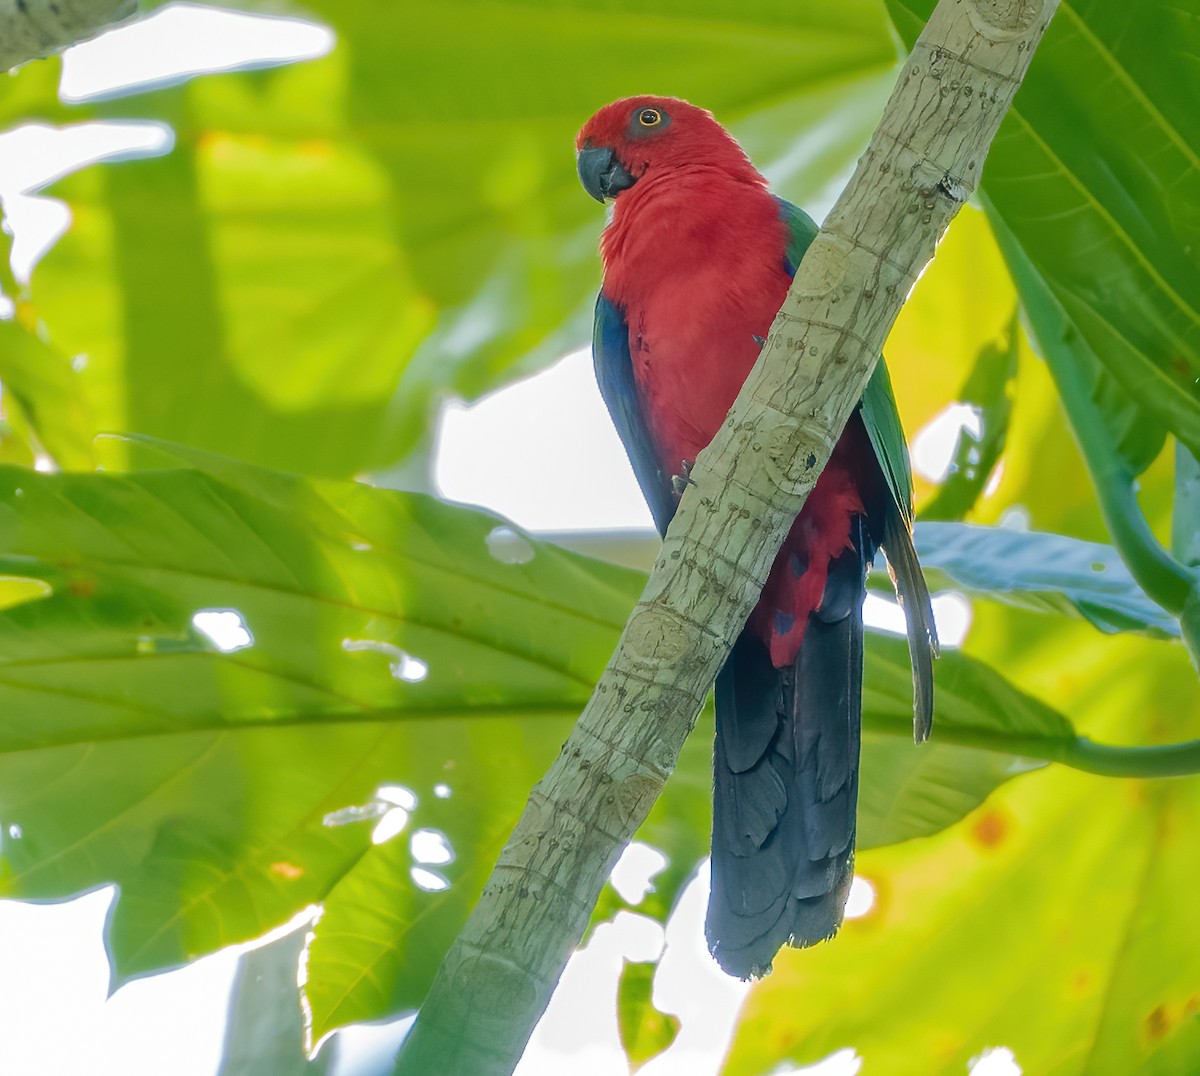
[637,108,662,128]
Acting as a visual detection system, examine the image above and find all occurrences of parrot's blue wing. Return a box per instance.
[593,293,675,537]
[776,196,937,740]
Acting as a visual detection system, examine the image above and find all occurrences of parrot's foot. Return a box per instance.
[671,459,696,495]
[752,334,767,347]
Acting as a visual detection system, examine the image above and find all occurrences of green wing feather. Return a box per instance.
[776,197,938,740]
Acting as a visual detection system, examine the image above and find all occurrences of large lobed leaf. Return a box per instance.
[889,0,1196,465]
[727,740,1200,1074]
[0,444,1093,1040]
[7,0,900,478]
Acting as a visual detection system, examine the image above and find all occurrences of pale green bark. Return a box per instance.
[0,0,135,72]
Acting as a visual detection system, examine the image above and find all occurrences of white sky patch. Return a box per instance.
[863,592,908,636]
[969,1046,1022,1076]
[410,828,455,867]
[191,609,253,652]
[60,3,334,102]
[0,888,236,1076]
[770,1049,864,1076]
[486,525,535,565]
[371,786,418,844]
[932,591,973,649]
[0,122,173,198]
[0,122,172,280]
[433,783,453,799]
[864,591,972,649]
[410,867,451,892]
[610,842,668,906]
[517,912,665,1076]
[911,402,983,484]
[436,349,655,532]
[371,808,410,846]
[843,876,876,919]
[377,784,418,810]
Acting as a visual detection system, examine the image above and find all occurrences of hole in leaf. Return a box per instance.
[486,525,535,565]
[192,609,253,652]
[371,808,410,845]
[411,867,451,892]
[410,828,455,866]
[341,639,428,682]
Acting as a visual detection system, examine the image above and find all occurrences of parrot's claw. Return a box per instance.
[752,334,767,347]
[671,459,696,495]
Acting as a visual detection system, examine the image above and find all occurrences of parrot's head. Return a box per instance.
[575,96,758,203]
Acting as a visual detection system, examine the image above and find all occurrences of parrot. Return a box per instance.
[576,96,938,978]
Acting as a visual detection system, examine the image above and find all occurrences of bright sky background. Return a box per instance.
[0,6,1002,1074]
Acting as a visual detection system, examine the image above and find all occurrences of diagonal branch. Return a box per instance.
[393,1,1060,1072]
[0,0,135,72]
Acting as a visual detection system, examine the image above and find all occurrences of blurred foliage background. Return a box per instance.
[0,0,1197,1073]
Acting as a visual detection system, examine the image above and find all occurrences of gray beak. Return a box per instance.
[577,146,636,202]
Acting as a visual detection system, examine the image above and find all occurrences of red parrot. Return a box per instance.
[576,97,937,977]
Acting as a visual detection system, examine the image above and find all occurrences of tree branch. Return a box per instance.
[393,1,1060,1071]
[0,0,136,72]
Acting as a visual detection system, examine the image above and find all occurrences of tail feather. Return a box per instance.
[881,510,938,742]
[707,522,868,979]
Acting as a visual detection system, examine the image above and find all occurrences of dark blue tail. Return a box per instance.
[706,519,868,978]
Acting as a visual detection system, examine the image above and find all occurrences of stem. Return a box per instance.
[863,717,1200,778]
[1063,367,1193,616]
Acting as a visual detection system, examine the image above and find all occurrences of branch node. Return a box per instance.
[967,0,1045,40]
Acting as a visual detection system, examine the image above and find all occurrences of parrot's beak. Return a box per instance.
[577,145,636,203]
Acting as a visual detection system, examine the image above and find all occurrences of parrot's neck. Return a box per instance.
[599,167,786,317]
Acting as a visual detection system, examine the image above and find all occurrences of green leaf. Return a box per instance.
[985,196,1168,479]
[618,959,679,1071]
[889,0,1197,461]
[0,462,636,1025]
[218,928,335,1076]
[19,0,900,478]
[913,521,1181,639]
[0,319,96,469]
[0,439,1105,1039]
[989,204,1194,620]
[919,311,1017,522]
[602,631,1074,936]
[858,634,1068,846]
[725,764,1200,1075]
[1175,443,1200,569]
